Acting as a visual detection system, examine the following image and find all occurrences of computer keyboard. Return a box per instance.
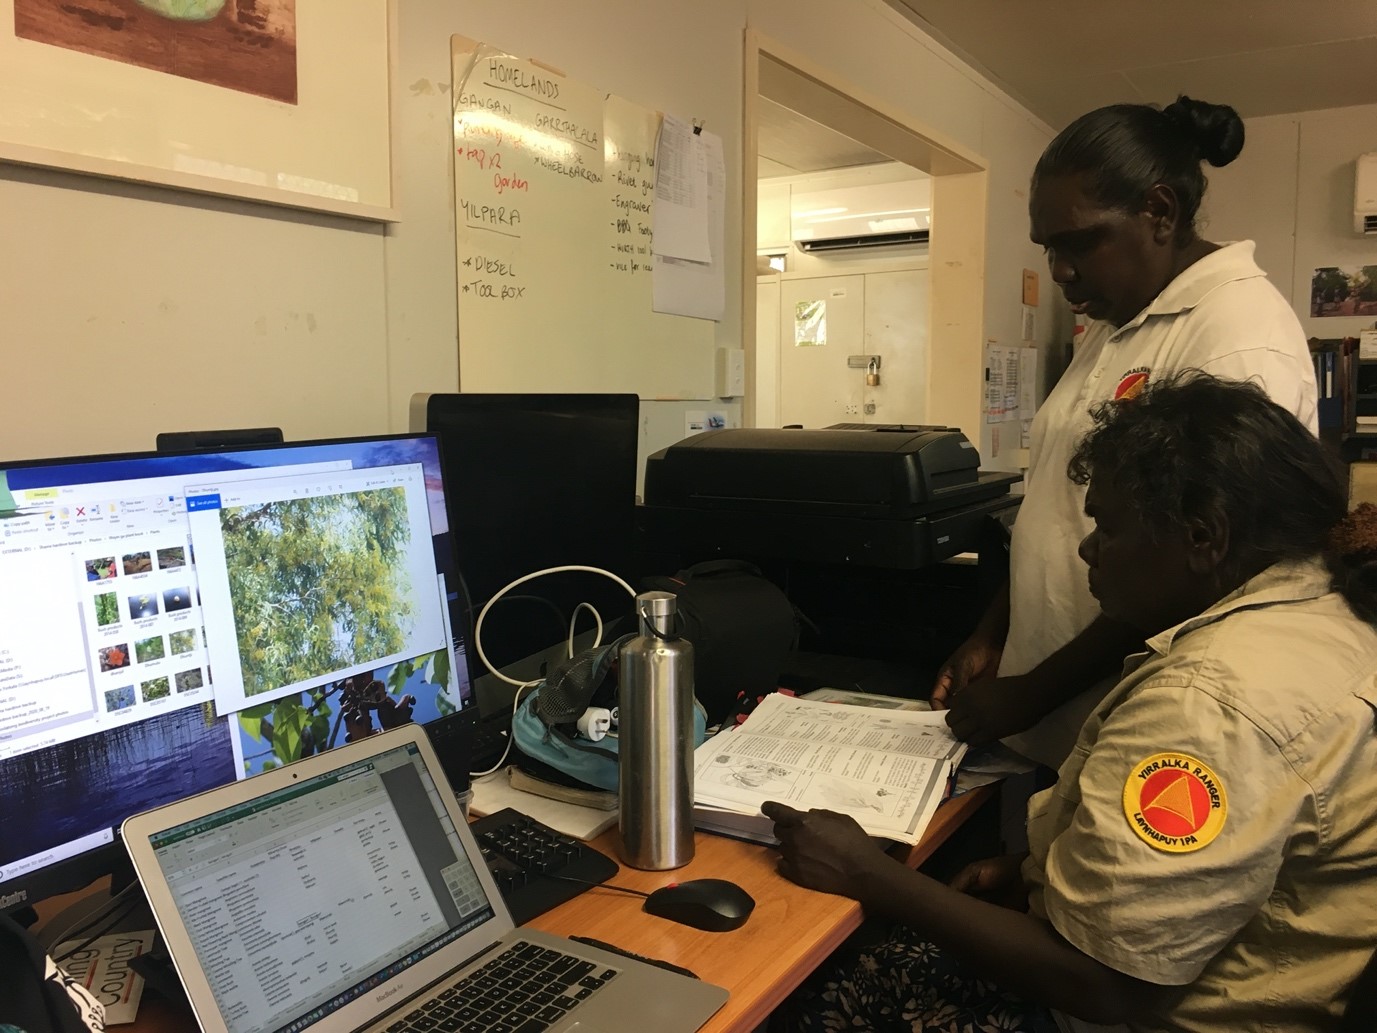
[472,808,620,925]
[389,938,617,1032]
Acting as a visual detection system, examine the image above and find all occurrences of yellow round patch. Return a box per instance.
[1122,752,1227,853]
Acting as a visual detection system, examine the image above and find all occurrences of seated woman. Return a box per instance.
[764,373,1377,1032]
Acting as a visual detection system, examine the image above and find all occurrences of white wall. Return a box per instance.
[0,164,388,462]
[1203,102,1377,340]
[0,0,1052,473]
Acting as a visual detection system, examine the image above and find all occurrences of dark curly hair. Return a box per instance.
[1034,95,1244,245]
[1067,372,1377,623]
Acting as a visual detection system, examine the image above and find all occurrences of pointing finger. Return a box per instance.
[761,800,806,827]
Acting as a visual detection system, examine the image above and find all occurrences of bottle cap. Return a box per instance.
[636,590,677,618]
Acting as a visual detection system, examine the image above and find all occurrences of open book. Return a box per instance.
[693,693,967,846]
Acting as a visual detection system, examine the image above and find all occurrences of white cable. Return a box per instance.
[568,601,605,658]
[473,565,635,688]
[468,565,636,777]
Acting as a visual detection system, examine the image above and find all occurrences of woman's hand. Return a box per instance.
[942,672,1051,744]
[948,853,1030,911]
[761,801,895,900]
[930,632,1004,710]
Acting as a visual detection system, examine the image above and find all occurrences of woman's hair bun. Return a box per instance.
[1162,95,1245,167]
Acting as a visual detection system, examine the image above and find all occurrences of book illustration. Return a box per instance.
[703,756,794,793]
[814,778,893,813]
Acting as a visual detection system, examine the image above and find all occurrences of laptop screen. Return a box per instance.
[147,741,494,1033]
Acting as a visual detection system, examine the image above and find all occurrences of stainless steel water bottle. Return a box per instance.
[618,590,695,870]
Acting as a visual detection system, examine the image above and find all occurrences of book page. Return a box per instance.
[801,686,932,712]
[693,694,966,844]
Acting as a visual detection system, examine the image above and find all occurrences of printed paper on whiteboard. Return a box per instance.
[651,114,710,262]
[652,128,726,320]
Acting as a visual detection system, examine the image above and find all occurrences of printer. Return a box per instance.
[641,426,1021,570]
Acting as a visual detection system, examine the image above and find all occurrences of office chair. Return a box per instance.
[1339,946,1377,1031]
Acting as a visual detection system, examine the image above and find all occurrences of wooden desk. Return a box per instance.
[36,786,992,1033]
[528,786,992,1033]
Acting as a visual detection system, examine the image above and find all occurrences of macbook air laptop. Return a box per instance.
[122,725,728,1033]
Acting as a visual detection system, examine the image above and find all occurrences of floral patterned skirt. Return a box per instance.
[771,927,1061,1033]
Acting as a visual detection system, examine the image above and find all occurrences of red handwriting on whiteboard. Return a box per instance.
[462,146,503,170]
[493,172,529,194]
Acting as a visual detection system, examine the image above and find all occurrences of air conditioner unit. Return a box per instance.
[792,178,930,252]
[1356,153,1377,235]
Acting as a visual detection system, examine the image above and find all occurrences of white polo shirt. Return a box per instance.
[1000,241,1317,768]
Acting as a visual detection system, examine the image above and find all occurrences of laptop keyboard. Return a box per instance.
[388,939,617,1033]
[472,809,619,925]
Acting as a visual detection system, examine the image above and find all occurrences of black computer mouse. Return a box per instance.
[642,878,755,932]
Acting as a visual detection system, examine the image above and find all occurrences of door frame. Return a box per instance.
[743,30,989,435]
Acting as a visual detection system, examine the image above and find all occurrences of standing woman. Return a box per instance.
[931,96,1317,766]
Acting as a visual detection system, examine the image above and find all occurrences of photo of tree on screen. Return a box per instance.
[219,488,417,697]
[235,648,456,775]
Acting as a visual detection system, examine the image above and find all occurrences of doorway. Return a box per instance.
[743,33,988,434]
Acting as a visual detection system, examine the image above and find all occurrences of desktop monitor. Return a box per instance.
[411,393,640,677]
[0,434,475,916]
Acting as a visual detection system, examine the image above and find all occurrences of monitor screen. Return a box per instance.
[417,393,640,673]
[0,435,474,914]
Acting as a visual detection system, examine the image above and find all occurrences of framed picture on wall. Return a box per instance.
[0,0,395,221]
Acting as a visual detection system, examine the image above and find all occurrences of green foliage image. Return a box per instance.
[221,487,415,696]
[169,628,198,656]
[141,677,170,701]
[237,647,451,772]
[94,592,120,627]
[135,635,166,664]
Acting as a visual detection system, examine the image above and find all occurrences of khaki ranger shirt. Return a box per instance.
[1023,559,1377,1032]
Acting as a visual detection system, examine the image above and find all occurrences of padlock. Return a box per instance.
[866,357,881,387]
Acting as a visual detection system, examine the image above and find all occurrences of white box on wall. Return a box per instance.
[716,347,746,397]
[1355,153,1377,235]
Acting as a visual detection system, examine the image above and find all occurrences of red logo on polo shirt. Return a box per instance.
[1114,368,1150,400]
[1122,752,1227,853]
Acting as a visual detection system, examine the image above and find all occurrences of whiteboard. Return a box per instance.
[450,37,714,399]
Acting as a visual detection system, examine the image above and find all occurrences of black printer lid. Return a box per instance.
[643,427,1009,520]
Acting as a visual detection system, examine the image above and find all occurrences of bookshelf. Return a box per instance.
[1315,335,1377,503]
